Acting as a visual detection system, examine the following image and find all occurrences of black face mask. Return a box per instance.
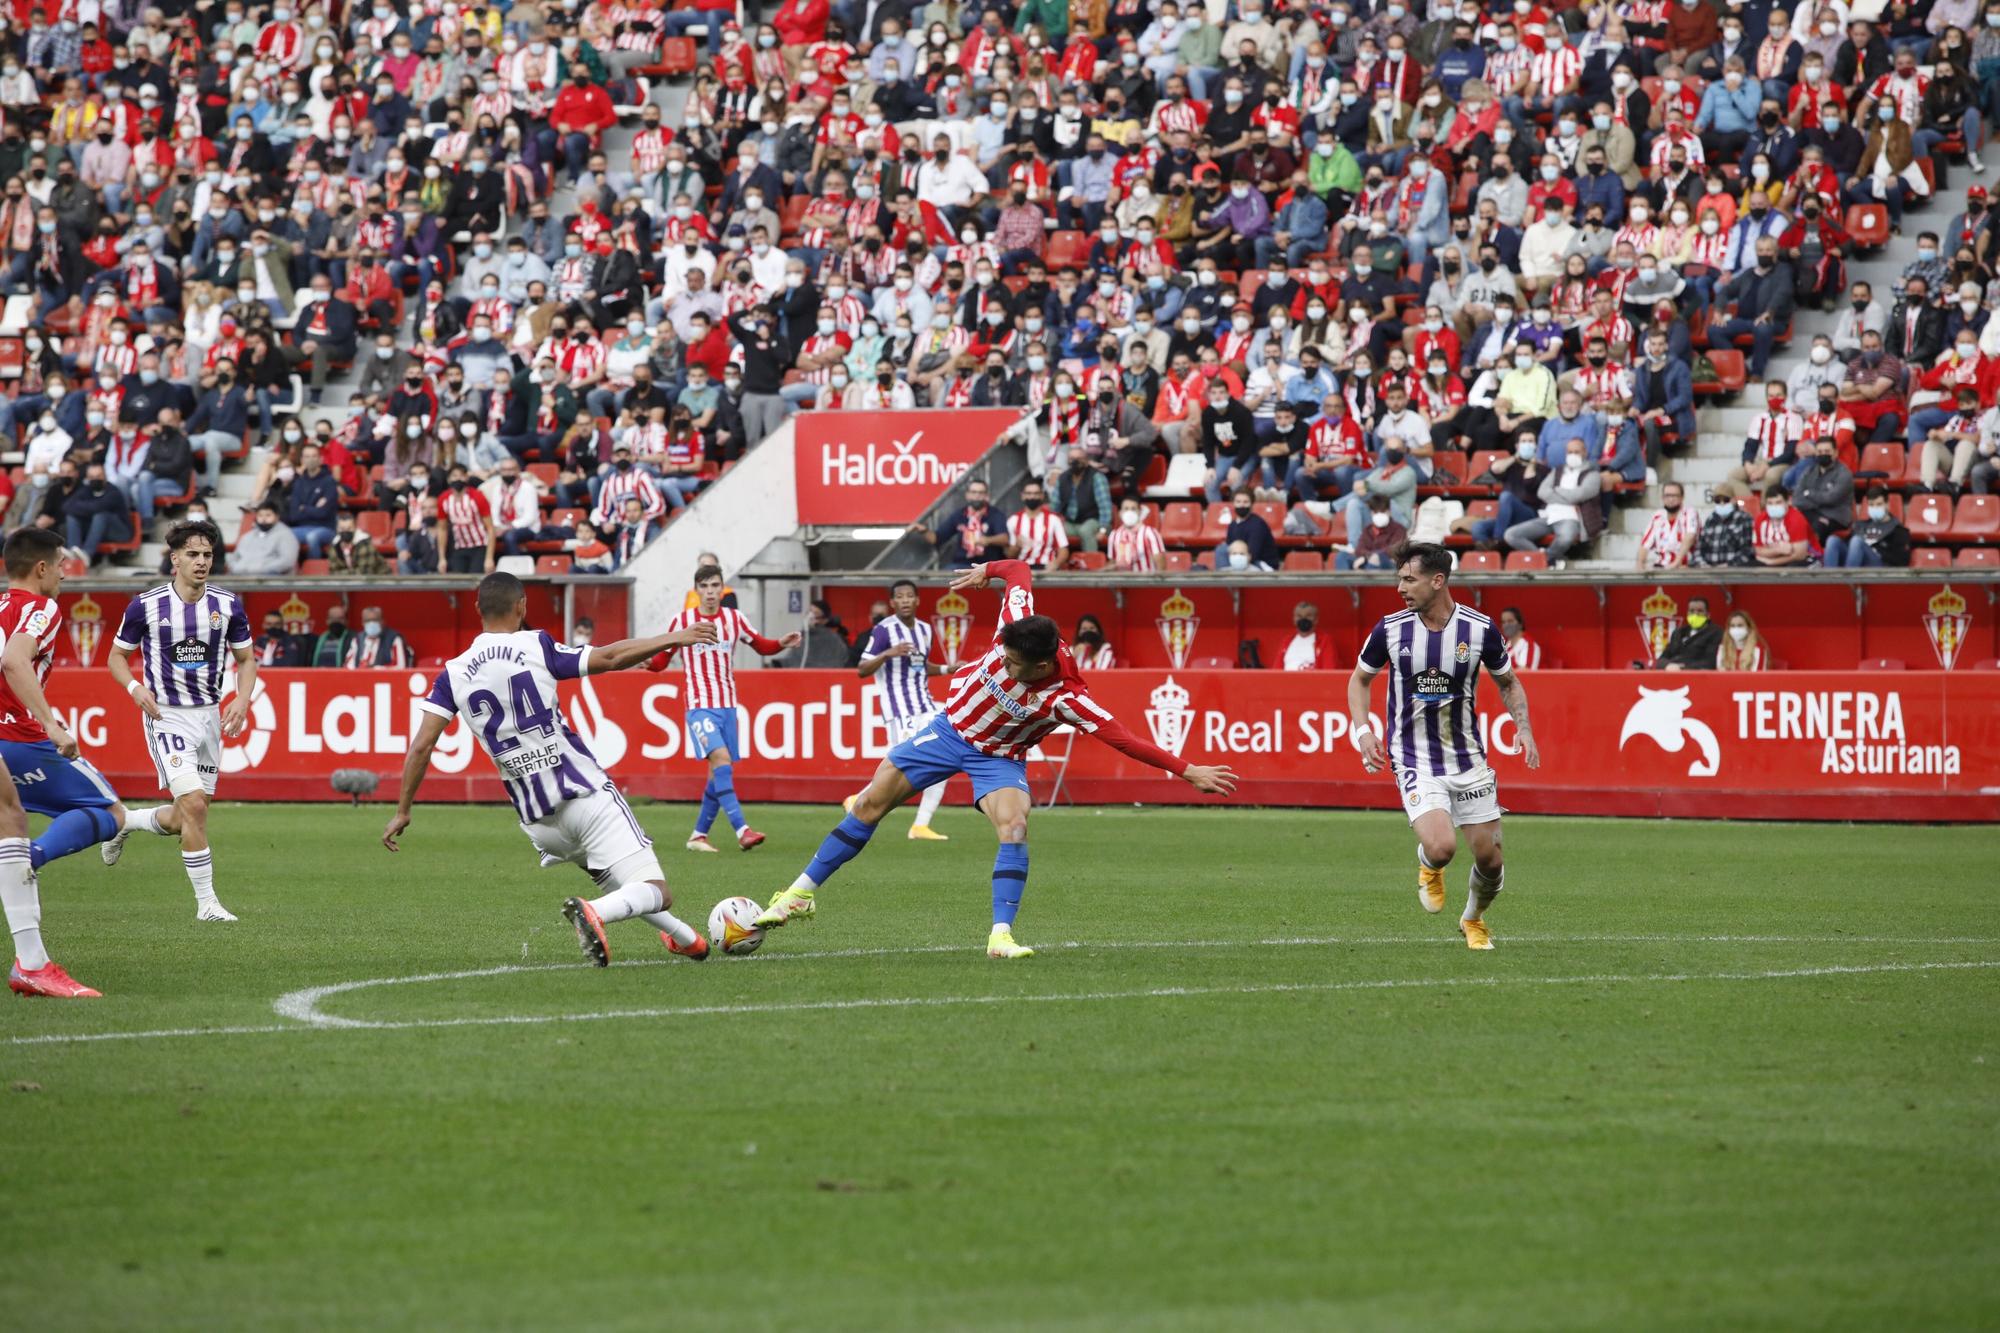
[615,458,632,471]
[1021,496,1043,510]
[1075,629,1103,646]
[449,478,467,491]
[1853,298,1870,312]
[1233,505,1251,519]
[1294,616,1314,634]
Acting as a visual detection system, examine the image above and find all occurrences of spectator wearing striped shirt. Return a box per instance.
[1106,498,1166,572]
[343,607,416,669]
[1005,479,1070,570]
[591,444,668,530]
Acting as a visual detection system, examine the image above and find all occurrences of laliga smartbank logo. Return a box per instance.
[820,428,973,488]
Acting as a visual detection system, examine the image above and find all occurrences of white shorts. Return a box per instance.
[1396,763,1502,828]
[521,782,663,889]
[890,710,942,745]
[145,706,222,798]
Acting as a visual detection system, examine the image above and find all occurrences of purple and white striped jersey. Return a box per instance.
[1357,603,1513,779]
[112,583,253,708]
[418,629,608,824]
[863,616,940,720]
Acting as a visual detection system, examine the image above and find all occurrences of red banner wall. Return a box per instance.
[792,409,1023,525]
[815,580,1998,672]
[48,668,2000,822]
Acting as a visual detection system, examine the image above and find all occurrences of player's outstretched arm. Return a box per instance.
[1085,713,1239,796]
[1494,670,1541,769]
[948,559,1031,597]
[383,711,451,851]
[1347,663,1386,773]
[592,621,721,673]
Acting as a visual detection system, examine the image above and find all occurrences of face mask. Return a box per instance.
[1227,552,1250,570]
[1728,625,1750,646]
[1514,354,1533,370]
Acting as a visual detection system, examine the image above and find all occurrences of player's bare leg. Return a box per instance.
[1412,809,1457,915]
[977,787,1034,958]
[134,792,235,922]
[2,763,100,997]
[757,759,917,928]
[1456,820,1504,950]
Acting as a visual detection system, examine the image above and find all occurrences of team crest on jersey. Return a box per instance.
[1155,589,1199,668]
[67,594,102,666]
[1635,587,1682,666]
[1923,585,1971,670]
[932,590,972,667]
[280,594,314,635]
[209,610,226,632]
[1455,640,1470,663]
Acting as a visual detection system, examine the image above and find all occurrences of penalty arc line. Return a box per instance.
[5,958,1995,1048]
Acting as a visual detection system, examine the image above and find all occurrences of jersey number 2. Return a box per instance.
[466,671,560,755]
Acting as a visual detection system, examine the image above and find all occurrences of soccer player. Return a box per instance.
[0,760,86,997]
[852,579,953,840]
[1346,543,1541,950]
[0,528,132,873]
[382,573,722,966]
[650,564,801,853]
[756,559,1238,958]
[99,520,256,923]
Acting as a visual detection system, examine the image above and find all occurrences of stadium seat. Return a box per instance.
[1845,203,1890,249]
[1698,348,1747,397]
[299,559,331,576]
[1162,550,1193,571]
[1427,451,1470,486]
[1466,450,1509,482]
[1909,547,1953,568]
[1159,501,1203,543]
[1857,658,1906,671]
[778,195,809,239]
[1857,443,1905,478]
[1068,551,1107,570]
[1954,547,1999,568]
[656,36,698,75]
[1252,500,1286,532]
[356,510,393,551]
[1456,550,1501,573]
[536,555,573,574]
[1045,230,1090,270]
[1281,550,1324,571]
[1503,550,1548,571]
[1949,494,1999,541]
[1198,501,1232,545]
[1905,494,1953,539]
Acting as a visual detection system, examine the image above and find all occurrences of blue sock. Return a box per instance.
[802,813,876,886]
[992,843,1029,928]
[694,776,719,836]
[712,763,747,833]
[31,807,119,870]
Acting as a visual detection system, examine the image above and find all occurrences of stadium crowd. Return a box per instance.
[0,0,1992,578]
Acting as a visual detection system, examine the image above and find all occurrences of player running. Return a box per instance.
[1346,543,1540,950]
[850,578,954,840]
[0,529,132,874]
[99,519,256,923]
[382,572,722,966]
[0,755,83,997]
[649,564,800,854]
[756,559,1238,958]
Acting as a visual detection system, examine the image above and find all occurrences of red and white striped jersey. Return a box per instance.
[0,590,59,742]
[1638,505,1701,568]
[1007,508,1069,566]
[943,563,1114,759]
[1528,43,1580,97]
[440,485,491,550]
[1505,634,1543,670]
[1106,520,1165,571]
[1747,407,1803,462]
[1865,71,1927,124]
[653,607,783,710]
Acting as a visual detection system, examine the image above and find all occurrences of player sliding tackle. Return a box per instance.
[1347,543,1540,950]
[756,559,1238,958]
[382,573,723,966]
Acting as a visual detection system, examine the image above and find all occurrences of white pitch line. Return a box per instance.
[6,957,1995,1049]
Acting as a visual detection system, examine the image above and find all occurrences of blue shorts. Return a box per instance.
[885,715,1029,806]
[687,707,740,761]
[0,740,120,817]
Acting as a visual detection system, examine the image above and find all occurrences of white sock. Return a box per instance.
[789,872,818,892]
[0,838,46,970]
[1417,844,1441,870]
[182,849,216,907]
[130,806,171,836]
[588,882,663,925]
[642,907,700,947]
[1464,865,1503,922]
[914,781,946,827]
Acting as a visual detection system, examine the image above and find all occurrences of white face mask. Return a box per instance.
[1120,509,1141,527]
[1369,511,1390,528]
[1227,552,1250,569]
[1729,624,1750,645]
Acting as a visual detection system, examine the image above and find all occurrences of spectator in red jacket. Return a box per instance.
[548,72,617,183]
[1280,601,1337,670]
[682,310,730,381]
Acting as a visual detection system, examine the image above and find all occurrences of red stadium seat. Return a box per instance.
[1503,550,1548,571]
[1162,549,1193,571]
[1857,658,1906,671]
[778,195,809,239]
[356,510,393,551]
[299,559,331,576]
[1252,500,1286,531]
[1237,270,1266,301]
[1456,550,1501,573]
[1845,203,1890,249]
[1857,443,1905,478]
[656,36,698,76]
[1140,502,1161,528]
[535,555,573,575]
[1467,450,1509,481]
[1905,494,1953,539]
[1198,502,1232,545]
[528,462,559,489]
[1954,547,2000,567]
[1045,230,1090,271]
[1697,347,1747,396]
[551,508,585,528]
[1137,453,1169,493]
[1068,551,1107,570]
[1949,494,1999,541]
[1427,451,1469,485]
[1909,547,1953,567]
[1281,550,1324,571]
[1159,501,1203,543]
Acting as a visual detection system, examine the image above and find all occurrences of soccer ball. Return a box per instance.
[707,897,766,956]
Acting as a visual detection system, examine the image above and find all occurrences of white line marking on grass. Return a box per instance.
[7,957,1995,1048]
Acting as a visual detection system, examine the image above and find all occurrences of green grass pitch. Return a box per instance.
[3,803,1997,1331]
